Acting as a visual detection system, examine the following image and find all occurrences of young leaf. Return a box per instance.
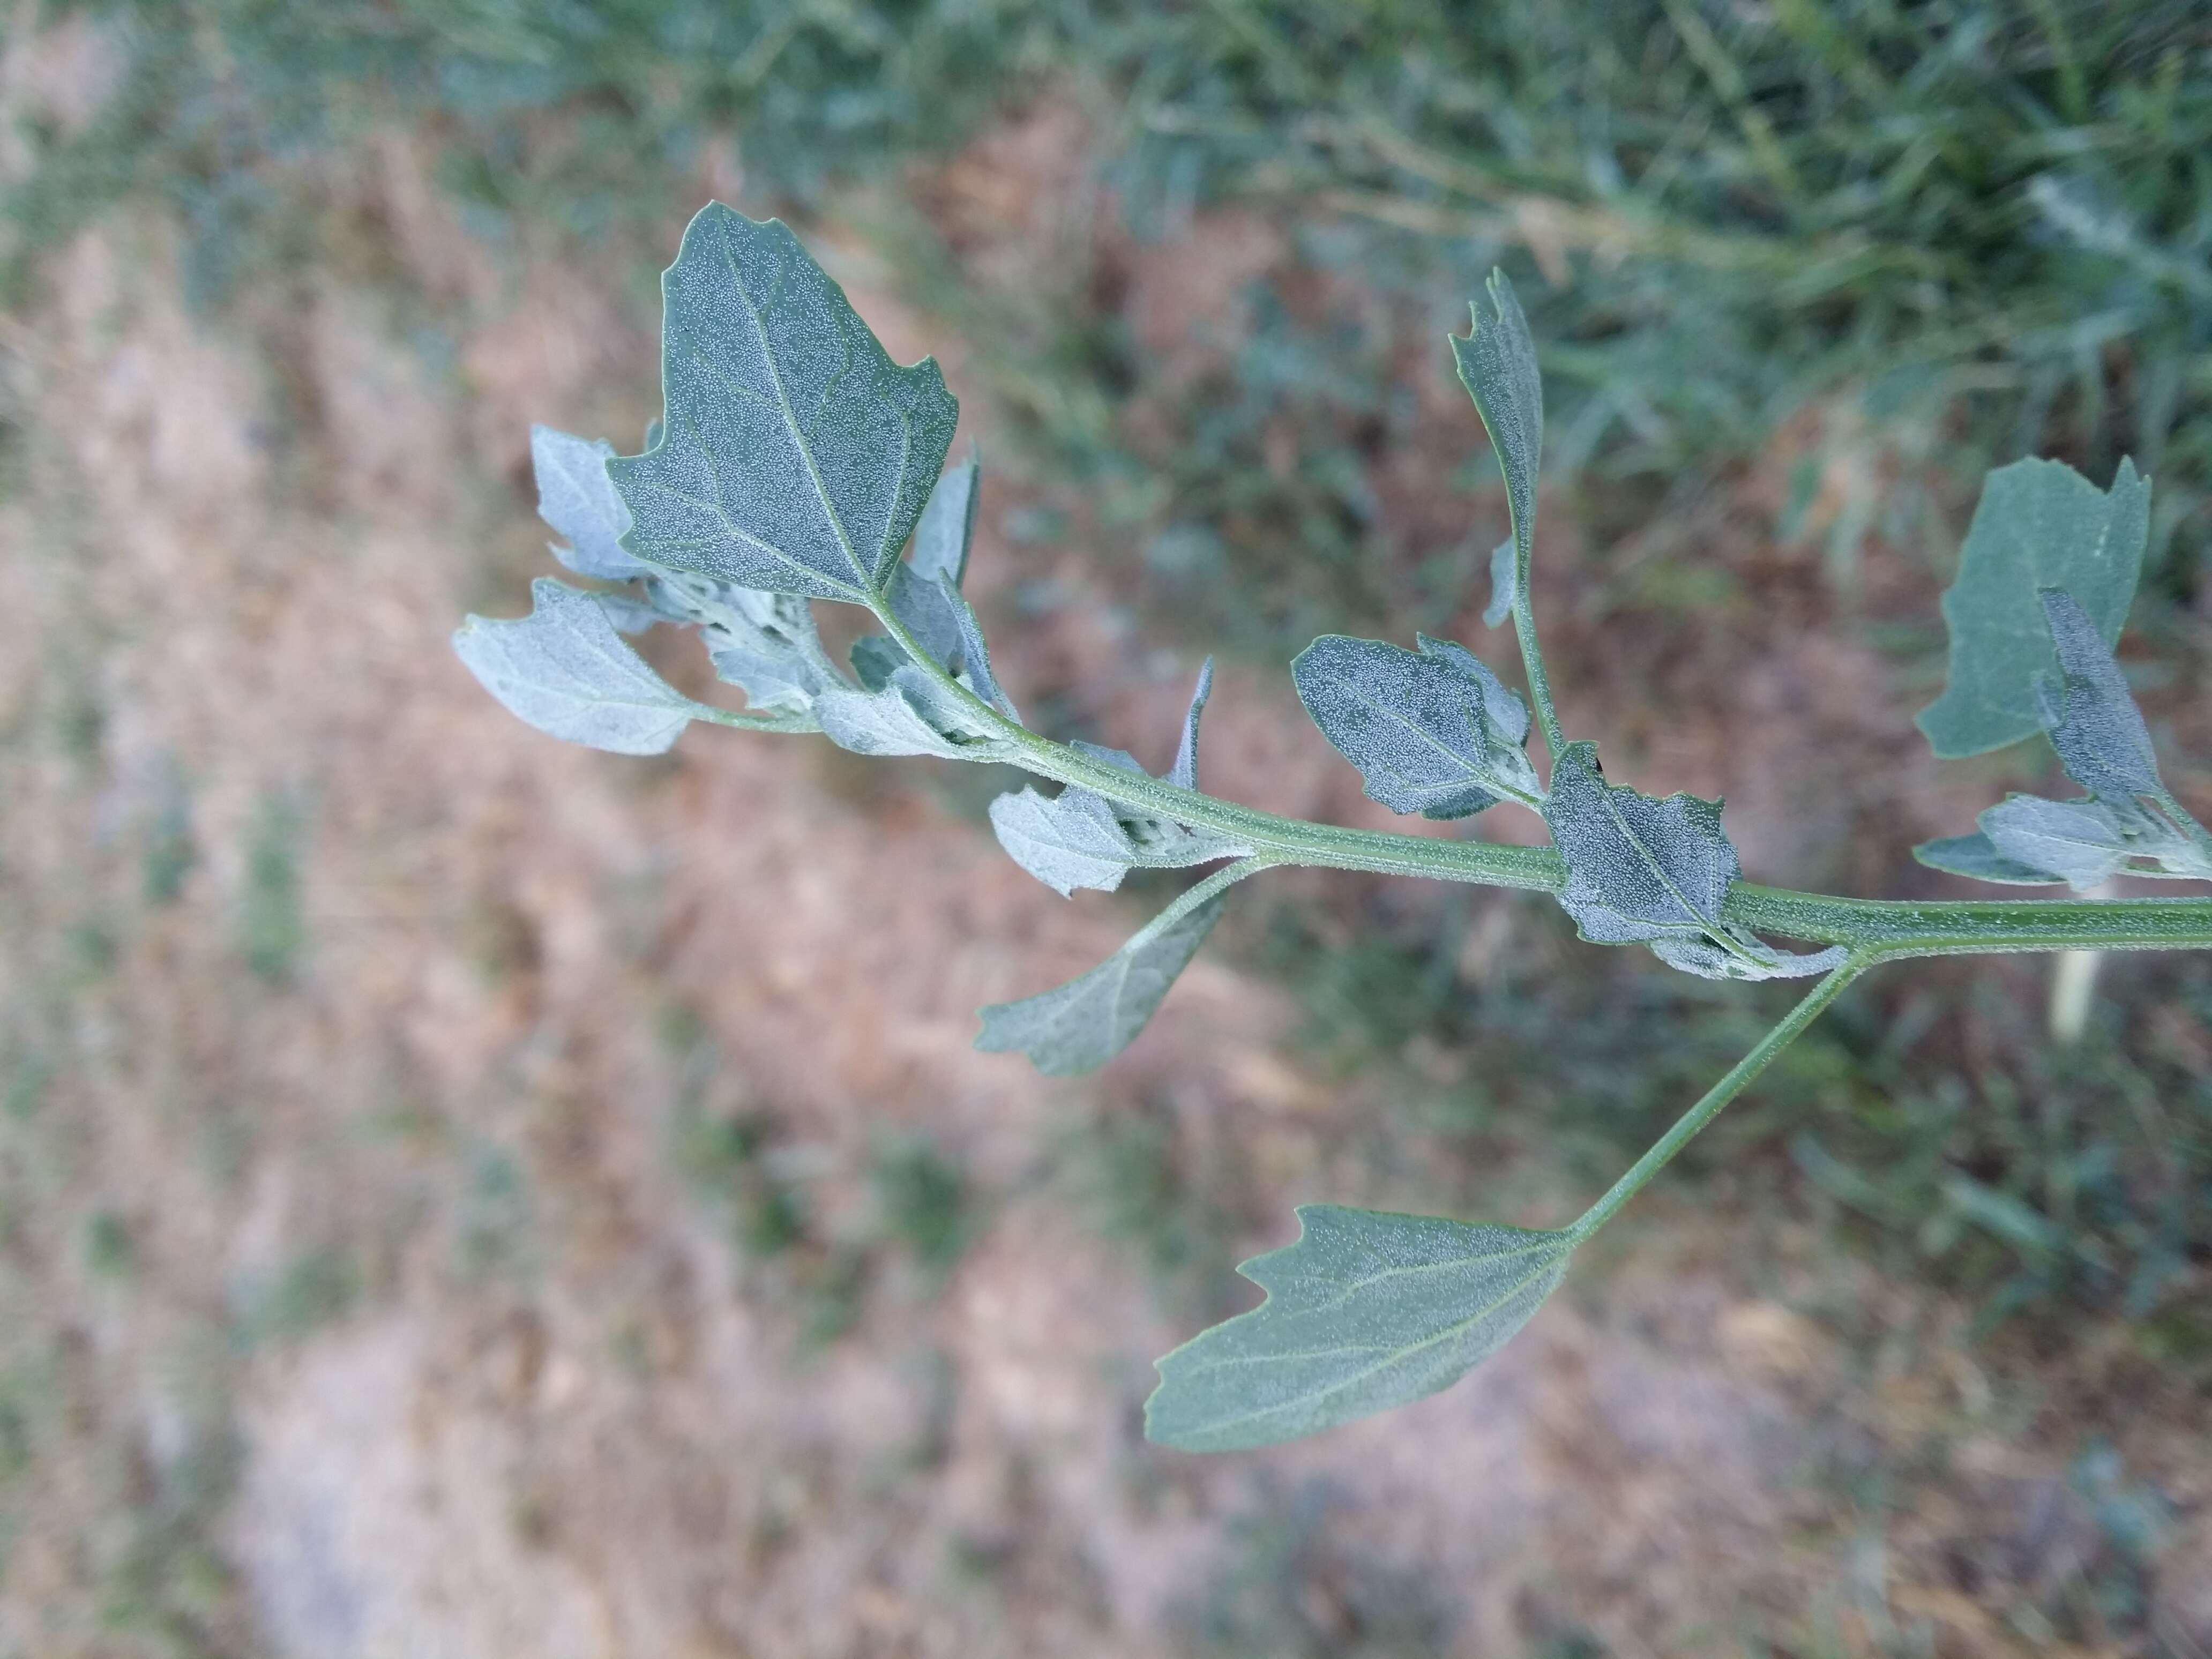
[1916,457,2149,758]
[1451,272,1543,599]
[1482,536,1516,629]
[532,425,649,581]
[1918,586,2212,887]
[702,584,840,717]
[815,666,1015,762]
[1913,832,2066,886]
[1978,795,2130,891]
[1292,633,1540,818]
[454,578,734,754]
[608,205,960,604]
[990,662,1251,895]
[1145,1205,1574,1452]
[910,449,978,587]
[1543,742,1841,978]
[2037,587,2162,803]
[975,866,1249,1074]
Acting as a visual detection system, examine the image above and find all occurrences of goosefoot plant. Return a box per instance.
[456,204,2212,1452]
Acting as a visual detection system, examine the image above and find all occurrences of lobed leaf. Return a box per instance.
[975,872,1237,1074]
[454,578,728,754]
[532,425,650,581]
[991,662,1251,895]
[1145,1205,1573,1452]
[1916,457,2149,758]
[1544,743,1843,978]
[609,204,959,603]
[1292,633,1538,819]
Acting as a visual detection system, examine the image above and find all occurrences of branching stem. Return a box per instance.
[862,596,2212,961]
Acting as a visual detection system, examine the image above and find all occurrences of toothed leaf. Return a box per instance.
[455,578,723,754]
[1145,1205,1573,1452]
[1917,457,2149,758]
[608,205,959,603]
[1292,633,1538,819]
[1544,741,1789,978]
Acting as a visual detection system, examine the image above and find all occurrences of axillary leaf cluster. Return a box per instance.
[456,203,2212,1453]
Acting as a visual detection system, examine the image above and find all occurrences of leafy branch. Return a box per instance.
[455,203,2212,1453]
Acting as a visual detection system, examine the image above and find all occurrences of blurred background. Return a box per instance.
[2,2,2210,1653]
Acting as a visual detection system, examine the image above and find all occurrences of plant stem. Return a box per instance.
[858,597,2212,962]
[1567,955,1867,1241]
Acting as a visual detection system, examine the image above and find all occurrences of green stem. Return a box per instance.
[1567,954,1867,1241]
[857,595,2212,961]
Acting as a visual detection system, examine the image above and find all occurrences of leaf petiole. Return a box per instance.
[1566,954,1869,1243]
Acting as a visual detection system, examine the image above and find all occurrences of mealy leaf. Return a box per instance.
[2036,587,2162,802]
[1452,271,1543,607]
[1649,930,1849,981]
[1291,633,1539,819]
[1145,1205,1573,1452]
[454,578,728,754]
[991,661,1250,895]
[1482,536,1516,629]
[1978,794,2130,891]
[701,584,839,718]
[1918,586,2212,887]
[815,665,1015,762]
[1543,742,1841,978]
[1912,832,2066,886]
[910,449,978,586]
[532,425,650,581]
[608,205,959,603]
[1916,457,2149,758]
[975,873,1235,1073]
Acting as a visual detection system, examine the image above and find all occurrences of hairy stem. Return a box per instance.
[1567,955,1868,1240]
[858,596,2212,961]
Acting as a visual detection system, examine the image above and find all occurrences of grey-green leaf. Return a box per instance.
[2037,587,2162,802]
[1649,930,1848,981]
[991,661,1250,895]
[911,451,978,586]
[816,666,1014,762]
[1292,633,1538,818]
[533,425,649,581]
[1916,457,2149,758]
[1979,795,2129,891]
[1145,1204,1573,1452]
[1544,741,1809,978]
[1913,832,2067,886]
[454,578,719,754]
[608,205,959,603]
[1482,537,1516,629]
[975,878,1232,1074]
[1451,271,1543,601]
[702,584,837,718]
